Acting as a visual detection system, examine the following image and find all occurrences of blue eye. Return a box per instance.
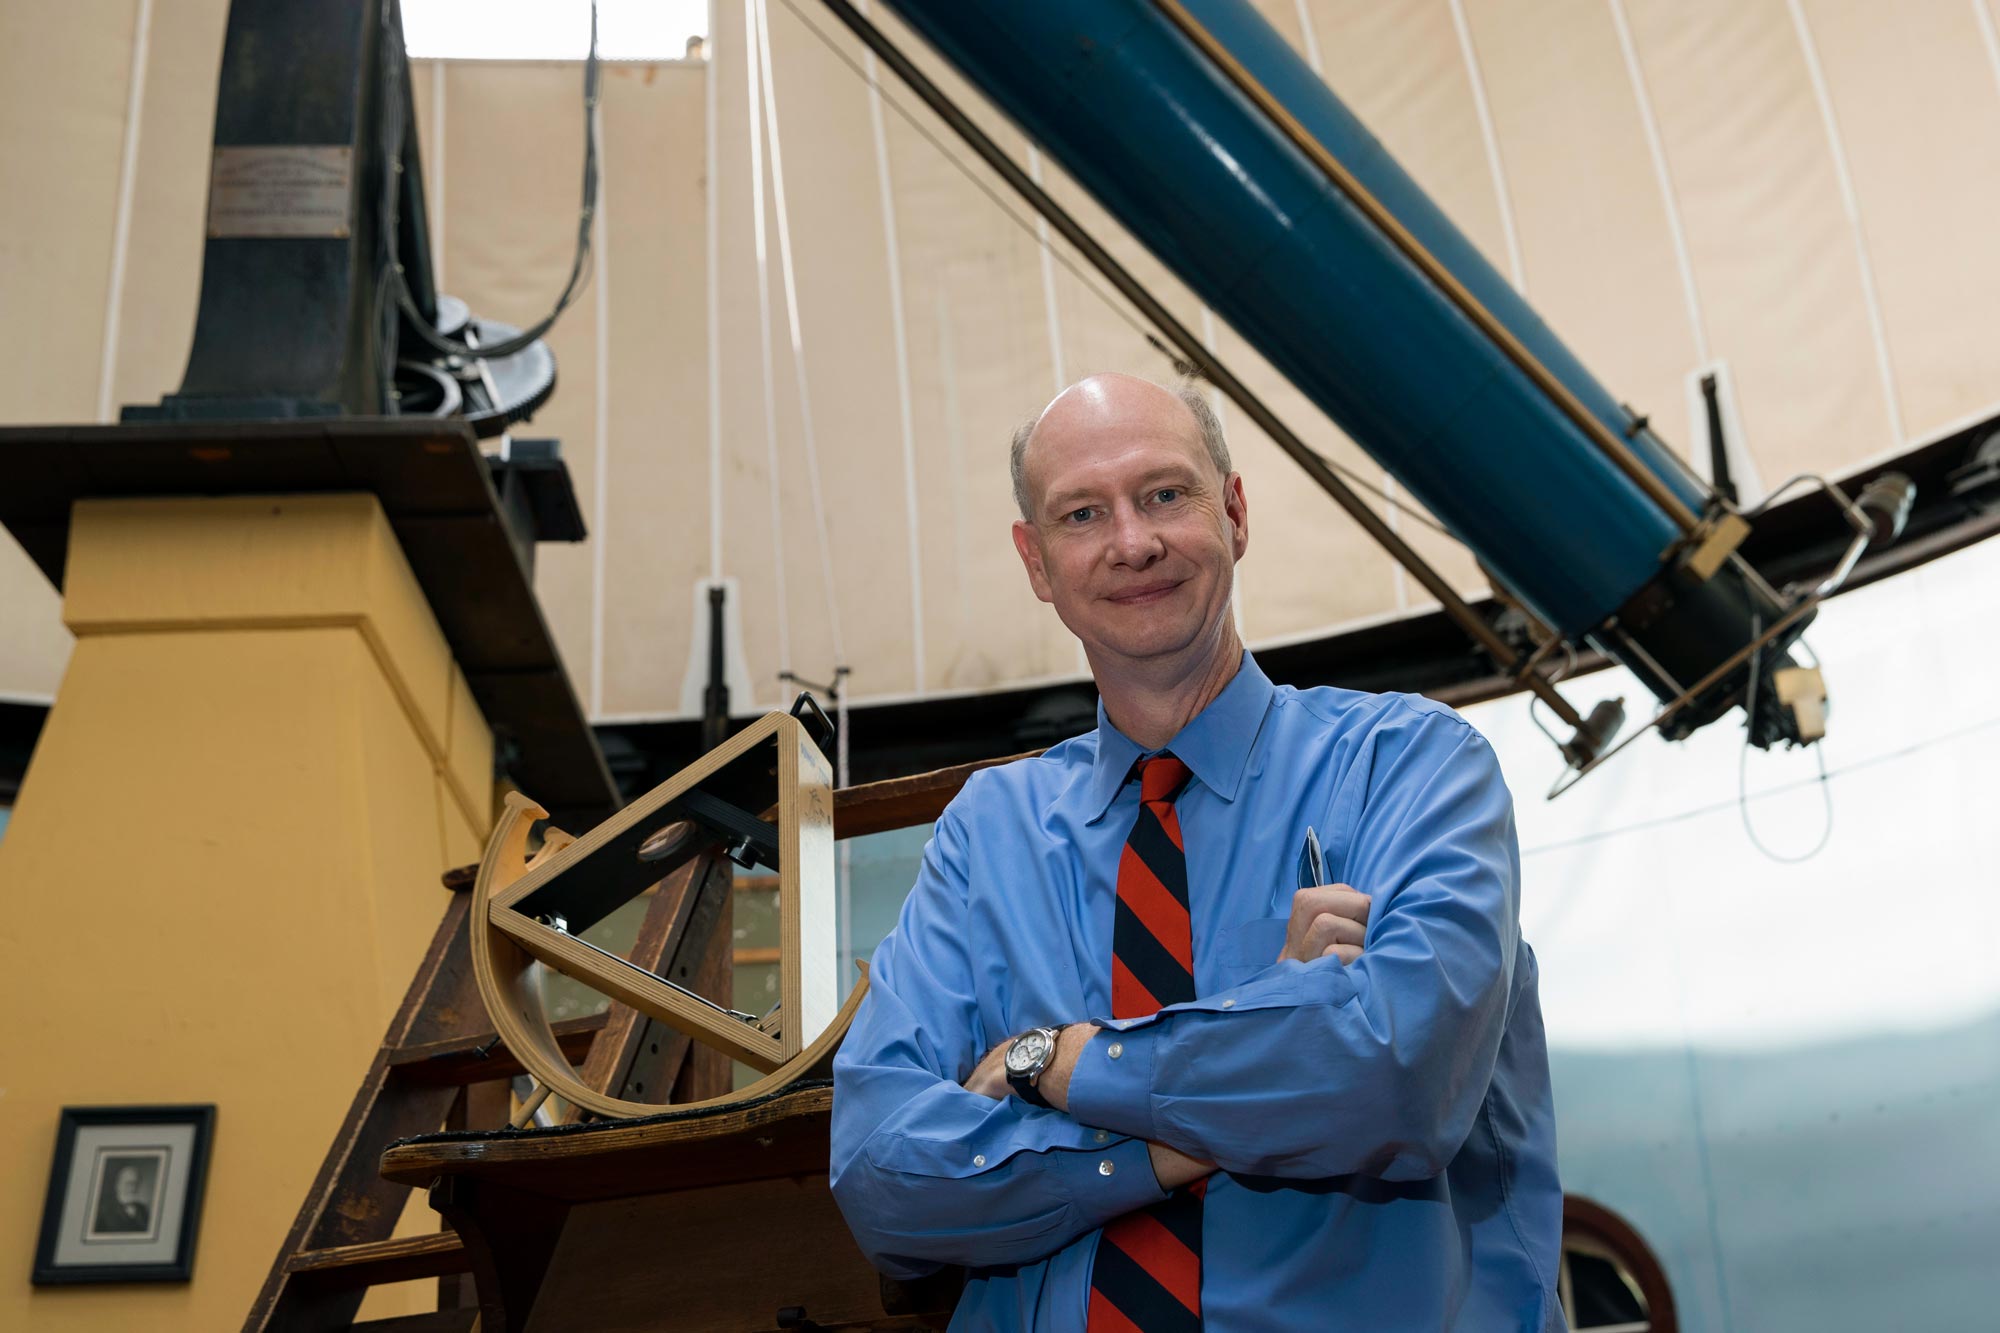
[1154,488,1180,503]
[1066,507,1094,524]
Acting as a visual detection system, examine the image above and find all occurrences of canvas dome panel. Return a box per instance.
[4,0,1998,719]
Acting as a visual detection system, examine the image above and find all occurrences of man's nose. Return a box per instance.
[1108,507,1165,566]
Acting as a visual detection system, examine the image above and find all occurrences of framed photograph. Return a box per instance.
[32,1105,216,1284]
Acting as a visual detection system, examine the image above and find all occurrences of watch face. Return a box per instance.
[1006,1030,1052,1074]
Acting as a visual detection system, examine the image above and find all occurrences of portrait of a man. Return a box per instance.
[88,1152,163,1240]
[34,1106,212,1284]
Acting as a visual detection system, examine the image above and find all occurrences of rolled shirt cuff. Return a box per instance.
[1051,1132,1167,1228]
[1064,1024,1159,1144]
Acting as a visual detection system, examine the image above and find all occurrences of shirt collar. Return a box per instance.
[1085,650,1275,821]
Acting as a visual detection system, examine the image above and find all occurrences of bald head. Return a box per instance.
[1011,374,1230,520]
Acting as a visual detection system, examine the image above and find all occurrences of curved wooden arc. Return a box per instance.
[469,788,865,1121]
[468,792,617,1116]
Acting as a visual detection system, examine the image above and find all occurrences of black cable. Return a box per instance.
[1735,614,1834,863]
[381,2,603,366]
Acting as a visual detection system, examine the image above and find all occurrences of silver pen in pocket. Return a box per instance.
[1297,825,1325,890]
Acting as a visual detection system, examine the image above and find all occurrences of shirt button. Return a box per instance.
[1106,1042,1124,1060]
[1094,1130,1109,1143]
[973,1154,986,1167]
[1221,998,1235,1009]
[1098,1160,1115,1177]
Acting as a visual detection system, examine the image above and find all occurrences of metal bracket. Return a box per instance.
[1678,509,1751,583]
[677,788,782,871]
[1774,665,1828,743]
[788,690,837,755]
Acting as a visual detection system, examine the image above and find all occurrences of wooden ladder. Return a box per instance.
[243,849,736,1333]
[244,750,1028,1332]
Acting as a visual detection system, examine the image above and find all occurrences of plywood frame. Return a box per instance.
[470,711,838,1118]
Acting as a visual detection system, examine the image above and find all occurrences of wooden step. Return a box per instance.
[284,1231,470,1289]
[387,1013,607,1087]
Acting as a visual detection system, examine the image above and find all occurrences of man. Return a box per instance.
[831,374,1563,1330]
[93,1161,154,1235]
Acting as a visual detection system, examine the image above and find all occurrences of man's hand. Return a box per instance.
[1279,883,1372,964]
[1148,1141,1214,1191]
[962,1038,1013,1100]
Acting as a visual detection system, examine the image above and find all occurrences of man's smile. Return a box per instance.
[1104,579,1185,605]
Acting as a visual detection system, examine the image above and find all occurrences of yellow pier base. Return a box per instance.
[0,494,495,1331]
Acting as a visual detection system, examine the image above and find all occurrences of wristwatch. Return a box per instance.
[1004,1026,1063,1108]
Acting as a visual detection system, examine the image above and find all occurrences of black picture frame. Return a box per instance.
[32,1104,216,1285]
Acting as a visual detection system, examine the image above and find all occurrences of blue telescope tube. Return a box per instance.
[884,0,1713,638]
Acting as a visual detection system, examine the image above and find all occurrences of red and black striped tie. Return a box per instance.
[1089,754,1203,1333]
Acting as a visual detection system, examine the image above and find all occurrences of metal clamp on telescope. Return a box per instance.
[1551,469,1917,795]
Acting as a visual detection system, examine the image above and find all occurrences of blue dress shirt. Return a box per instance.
[831,653,1565,1330]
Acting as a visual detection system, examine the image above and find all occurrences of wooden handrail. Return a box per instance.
[831,750,1039,840]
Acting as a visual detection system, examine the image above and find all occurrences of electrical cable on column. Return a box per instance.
[1789,0,1906,450]
[857,0,928,699]
[589,90,611,716]
[756,0,853,980]
[754,0,847,672]
[1609,0,1712,368]
[706,0,725,585]
[745,0,793,679]
[96,0,154,424]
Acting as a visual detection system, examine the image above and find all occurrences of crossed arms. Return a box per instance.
[828,724,1521,1278]
[954,878,1374,1192]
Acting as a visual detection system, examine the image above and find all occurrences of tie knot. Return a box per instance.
[1136,753,1191,804]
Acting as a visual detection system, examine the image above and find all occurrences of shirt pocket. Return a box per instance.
[1208,915,1290,988]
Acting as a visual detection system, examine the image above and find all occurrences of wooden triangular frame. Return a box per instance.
[471,711,839,1118]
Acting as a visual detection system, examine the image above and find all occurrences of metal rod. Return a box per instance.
[1146,0,1703,539]
[1813,528,1873,601]
[1732,471,1874,600]
[1511,634,1567,684]
[815,0,1559,699]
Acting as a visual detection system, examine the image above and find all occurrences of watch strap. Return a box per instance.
[1008,1065,1053,1108]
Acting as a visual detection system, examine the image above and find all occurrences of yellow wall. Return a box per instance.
[0,494,491,1329]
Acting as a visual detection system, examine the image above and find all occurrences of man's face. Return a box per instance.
[114,1167,143,1205]
[1011,376,1248,673]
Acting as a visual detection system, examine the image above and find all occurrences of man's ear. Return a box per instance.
[1012,519,1055,604]
[1225,472,1249,561]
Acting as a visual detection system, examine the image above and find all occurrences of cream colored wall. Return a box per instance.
[6,0,2000,715]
